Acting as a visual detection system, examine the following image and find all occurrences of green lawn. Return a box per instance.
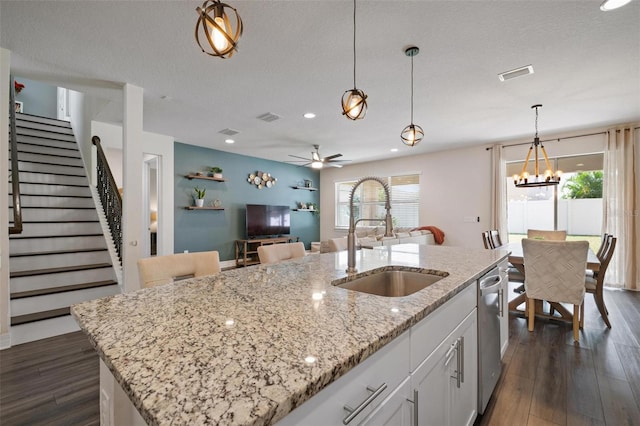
[508,234,602,253]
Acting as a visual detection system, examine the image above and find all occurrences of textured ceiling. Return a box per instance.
[2,0,639,165]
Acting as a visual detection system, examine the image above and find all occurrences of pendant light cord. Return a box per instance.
[534,105,539,138]
[410,53,414,124]
[352,0,357,89]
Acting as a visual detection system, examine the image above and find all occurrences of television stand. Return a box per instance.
[235,237,297,267]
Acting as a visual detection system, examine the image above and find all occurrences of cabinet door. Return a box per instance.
[411,309,477,426]
[360,378,413,426]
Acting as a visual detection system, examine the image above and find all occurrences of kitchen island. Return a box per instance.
[71,244,508,425]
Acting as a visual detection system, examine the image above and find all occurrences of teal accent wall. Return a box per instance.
[174,142,320,260]
[14,77,58,119]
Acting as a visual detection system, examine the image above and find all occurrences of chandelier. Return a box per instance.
[195,0,243,59]
[341,0,368,120]
[401,46,424,146]
[513,104,562,188]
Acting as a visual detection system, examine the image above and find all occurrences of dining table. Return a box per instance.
[502,241,601,323]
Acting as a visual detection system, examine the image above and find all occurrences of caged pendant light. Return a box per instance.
[401,46,424,146]
[341,0,368,120]
[513,104,562,188]
[195,0,243,59]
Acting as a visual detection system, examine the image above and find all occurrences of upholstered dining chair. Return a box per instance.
[527,229,567,241]
[328,237,349,252]
[137,250,221,288]
[257,242,306,264]
[582,235,617,328]
[522,239,589,342]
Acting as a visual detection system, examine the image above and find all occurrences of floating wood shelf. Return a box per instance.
[184,206,225,210]
[291,186,318,191]
[293,209,317,212]
[185,174,227,182]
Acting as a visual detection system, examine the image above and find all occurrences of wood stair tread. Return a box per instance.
[10,233,105,240]
[11,280,118,300]
[10,263,113,278]
[9,248,109,258]
[16,112,72,126]
[11,308,71,326]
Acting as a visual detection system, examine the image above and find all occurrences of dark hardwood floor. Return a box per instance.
[1,288,639,426]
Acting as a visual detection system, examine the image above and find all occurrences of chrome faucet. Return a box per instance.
[347,176,393,273]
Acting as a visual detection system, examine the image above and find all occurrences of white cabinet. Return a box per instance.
[411,310,477,426]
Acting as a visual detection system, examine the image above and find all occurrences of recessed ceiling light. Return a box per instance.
[225,139,235,144]
[576,163,584,167]
[390,148,398,152]
[498,65,534,82]
[600,0,632,11]
[303,112,316,119]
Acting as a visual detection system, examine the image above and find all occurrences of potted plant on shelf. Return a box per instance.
[194,187,206,207]
[208,167,223,179]
[307,202,319,215]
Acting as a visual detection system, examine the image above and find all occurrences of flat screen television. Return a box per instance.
[246,204,291,238]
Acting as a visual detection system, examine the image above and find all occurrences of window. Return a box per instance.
[335,174,420,229]
[506,153,603,249]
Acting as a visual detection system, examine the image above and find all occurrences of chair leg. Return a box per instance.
[528,297,535,332]
[594,291,612,328]
[573,304,580,342]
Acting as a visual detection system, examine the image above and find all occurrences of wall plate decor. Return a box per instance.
[248,171,277,189]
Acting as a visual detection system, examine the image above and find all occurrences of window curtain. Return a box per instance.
[602,127,639,290]
[490,145,508,244]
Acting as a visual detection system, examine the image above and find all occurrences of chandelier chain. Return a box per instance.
[534,105,539,138]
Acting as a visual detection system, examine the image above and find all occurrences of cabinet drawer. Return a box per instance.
[278,331,410,426]
[410,283,476,371]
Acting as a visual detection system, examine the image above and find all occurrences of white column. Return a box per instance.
[0,48,11,348]
[122,84,144,292]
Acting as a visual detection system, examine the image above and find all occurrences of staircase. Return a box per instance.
[8,113,120,345]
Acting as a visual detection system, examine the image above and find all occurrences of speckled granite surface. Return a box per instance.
[71,244,507,425]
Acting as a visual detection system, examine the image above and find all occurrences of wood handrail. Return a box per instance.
[92,135,122,262]
[9,75,23,235]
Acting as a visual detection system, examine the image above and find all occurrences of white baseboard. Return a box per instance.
[0,332,10,350]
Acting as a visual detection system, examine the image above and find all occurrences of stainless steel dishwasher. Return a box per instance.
[477,261,506,414]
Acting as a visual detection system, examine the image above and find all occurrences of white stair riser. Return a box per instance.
[16,114,72,128]
[10,207,99,222]
[14,161,85,176]
[10,236,108,254]
[16,143,81,158]
[15,119,73,135]
[11,284,120,316]
[15,152,84,167]
[16,171,88,186]
[16,183,91,197]
[10,195,94,208]
[10,222,103,238]
[15,135,79,151]
[15,128,76,142]
[11,267,116,294]
[10,316,80,346]
[10,250,111,273]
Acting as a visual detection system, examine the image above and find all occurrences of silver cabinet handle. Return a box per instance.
[498,288,504,317]
[407,389,419,426]
[342,382,387,425]
[459,336,465,385]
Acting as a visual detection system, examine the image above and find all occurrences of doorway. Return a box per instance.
[143,154,160,256]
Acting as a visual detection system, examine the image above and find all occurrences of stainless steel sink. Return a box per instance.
[335,270,447,297]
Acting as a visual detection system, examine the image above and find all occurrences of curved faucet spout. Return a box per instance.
[347,176,393,274]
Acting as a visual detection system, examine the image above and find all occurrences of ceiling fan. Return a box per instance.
[286,145,351,169]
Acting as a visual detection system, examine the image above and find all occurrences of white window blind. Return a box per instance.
[335,174,420,229]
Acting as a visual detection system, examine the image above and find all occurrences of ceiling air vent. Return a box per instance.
[218,128,239,136]
[498,65,534,82]
[256,112,281,122]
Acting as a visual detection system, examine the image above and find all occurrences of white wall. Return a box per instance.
[1,48,11,347]
[320,128,609,249]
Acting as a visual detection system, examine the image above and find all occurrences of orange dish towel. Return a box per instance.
[413,226,445,245]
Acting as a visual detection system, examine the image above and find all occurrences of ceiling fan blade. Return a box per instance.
[312,152,321,162]
[325,163,343,168]
[288,154,312,161]
[323,153,343,161]
[327,159,351,164]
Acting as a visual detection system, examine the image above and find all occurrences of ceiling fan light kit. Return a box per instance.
[401,46,424,147]
[341,0,368,120]
[600,0,633,11]
[513,104,562,188]
[287,145,351,169]
[195,0,243,59]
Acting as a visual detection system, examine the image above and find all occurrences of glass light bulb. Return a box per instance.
[522,172,529,179]
[347,94,363,119]
[513,174,519,182]
[209,16,229,51]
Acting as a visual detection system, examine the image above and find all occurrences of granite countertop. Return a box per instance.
[71,244,507,425]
